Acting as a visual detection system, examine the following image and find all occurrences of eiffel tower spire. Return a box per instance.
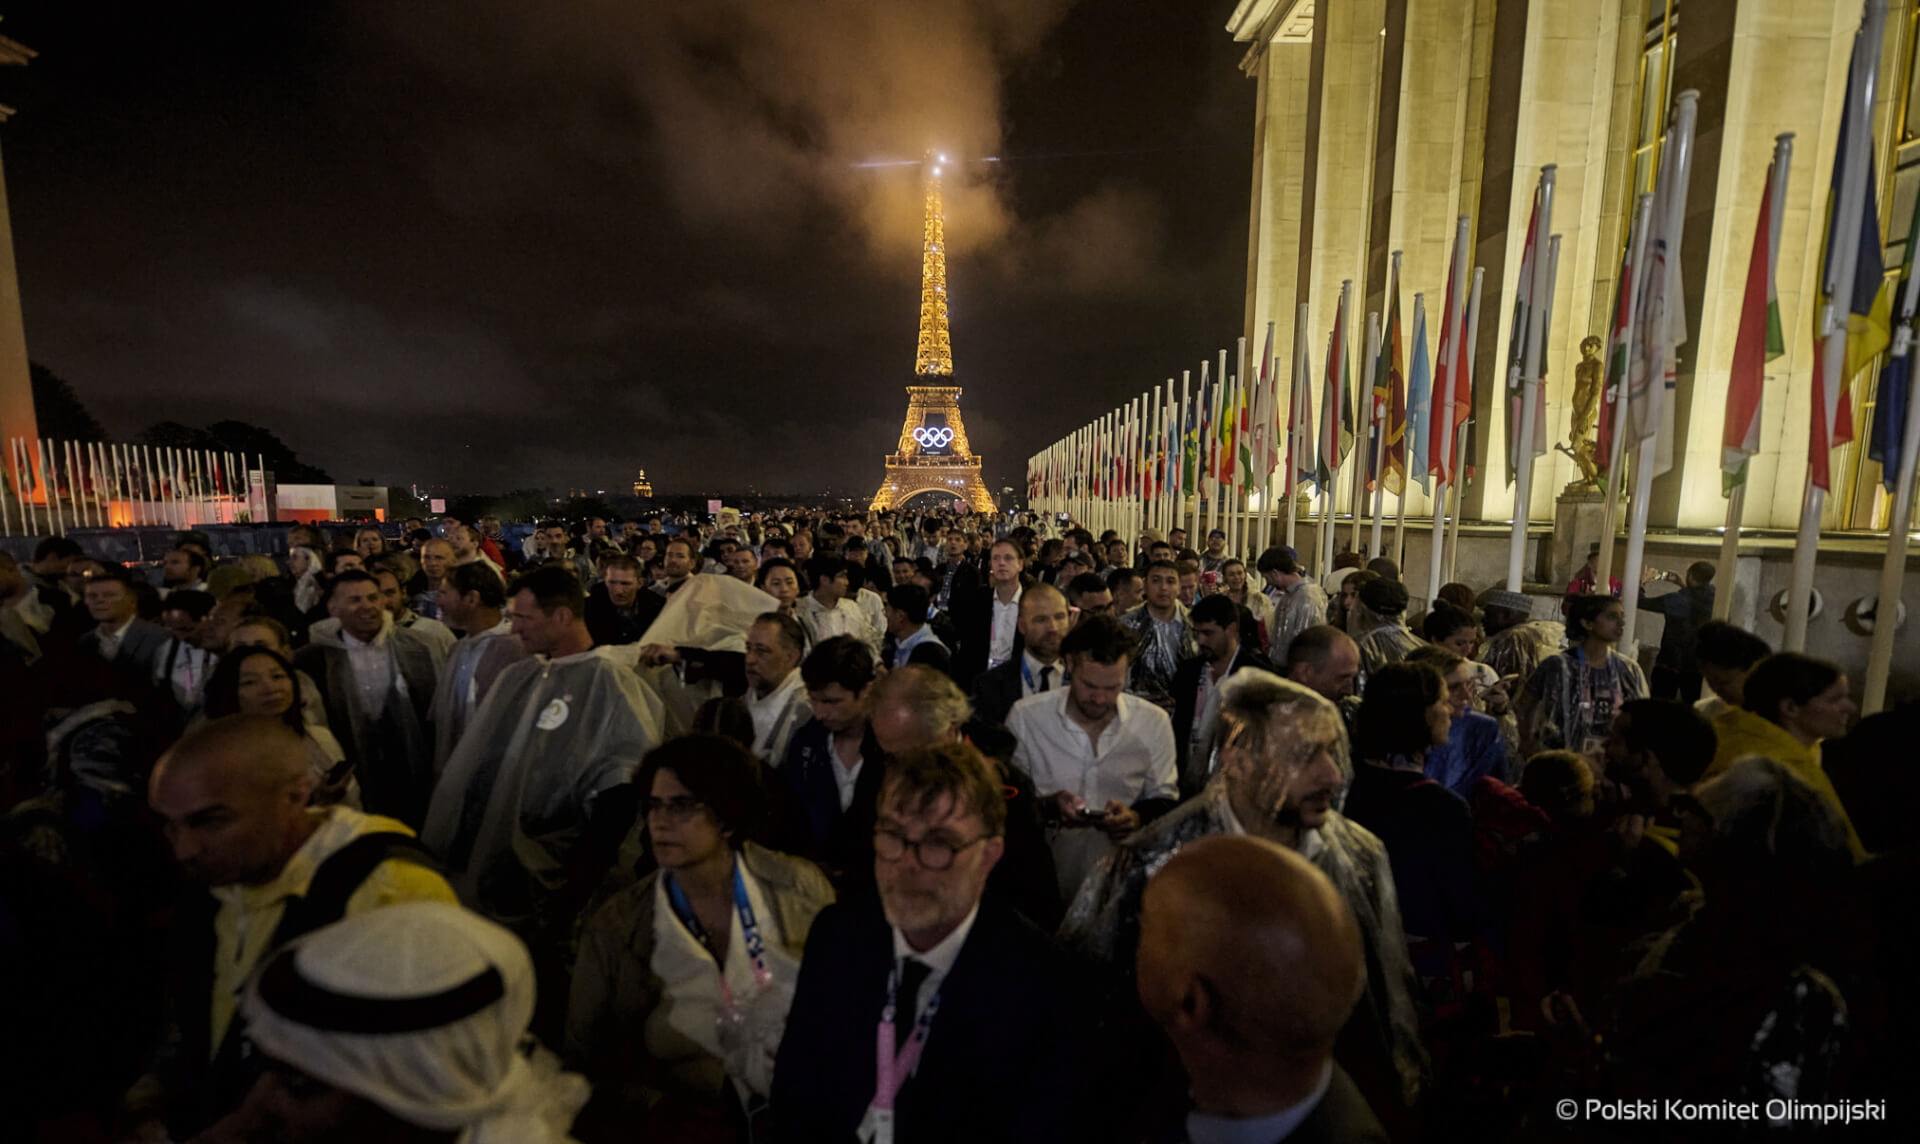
[915,153,954,377]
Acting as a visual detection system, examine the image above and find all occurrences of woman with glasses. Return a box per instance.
[568,734,834,1142]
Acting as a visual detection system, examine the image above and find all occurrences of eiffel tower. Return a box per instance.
[869,155,996,515]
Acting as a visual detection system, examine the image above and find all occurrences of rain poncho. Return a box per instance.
[422,646,664,936]
[631,574,778,729]
[1062,778,1428,1109]
[428,620,530,773]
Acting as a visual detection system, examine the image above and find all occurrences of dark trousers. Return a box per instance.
[1651,665,1703,704]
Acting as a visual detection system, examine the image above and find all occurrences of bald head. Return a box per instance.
[150,716,316,886]
[1138,835,1362,1069]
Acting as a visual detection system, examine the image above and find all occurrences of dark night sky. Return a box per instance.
[0,1,1253,498]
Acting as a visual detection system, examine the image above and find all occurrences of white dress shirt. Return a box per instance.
[987,585,1022,668]
[744,668,808,763]
[340,621,395,719]
[832,735,865,812]
[1007,688,1178,901]
[157,639,217,711]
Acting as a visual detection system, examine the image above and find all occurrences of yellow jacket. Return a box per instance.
[1709,707,1867,861]
[210,807,456,1049]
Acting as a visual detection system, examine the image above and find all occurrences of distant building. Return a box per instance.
[633,468,654,498]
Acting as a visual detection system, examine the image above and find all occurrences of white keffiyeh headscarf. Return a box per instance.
[241,902,589,1143]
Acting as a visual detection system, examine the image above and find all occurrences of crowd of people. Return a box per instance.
[0,508,1911,1143]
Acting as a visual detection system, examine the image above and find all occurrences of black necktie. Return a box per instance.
[894,958,932,1050]
[1039,665,1054,692]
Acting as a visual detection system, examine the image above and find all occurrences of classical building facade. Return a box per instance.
[1229,0,1917,535]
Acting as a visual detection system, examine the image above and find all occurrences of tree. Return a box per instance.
[29,362,109,441]
[137,419,333,484]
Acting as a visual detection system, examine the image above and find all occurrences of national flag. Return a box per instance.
[1505,187,1543,483]
[1725,150,1788,494]
[1250,325,1275,484]
[1288,342,1315,494]
[1337,323,1356,466]
[1431,235,1470,484]
[1813,50,1892,492]
[1627,101,1690,482]
[1377,276,1407,495]
[1406,296,1433,492]
[1316,324,1341,489]
[1869,147,1920,491]
[1183,382,1200,493]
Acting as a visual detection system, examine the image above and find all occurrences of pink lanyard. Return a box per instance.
[872,963,941,1137]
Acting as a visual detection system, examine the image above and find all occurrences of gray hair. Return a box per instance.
[1694,756,1851,876]
[870,664,972,740]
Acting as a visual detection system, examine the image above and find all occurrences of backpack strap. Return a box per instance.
[195,833,441,1133]
[266,832,442,951]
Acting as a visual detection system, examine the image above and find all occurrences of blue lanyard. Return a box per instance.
[664,862,768,975]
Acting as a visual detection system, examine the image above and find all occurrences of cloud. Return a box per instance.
[990,183,1164,296]
[358,0,1080,260]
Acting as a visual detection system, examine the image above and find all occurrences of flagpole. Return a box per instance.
[1717,136,1794,620]
[1791,1,1883,651]
[1599,193,1657,594]
[1185,370,1200,547]
[1321,327,1336,577]
[1428,222,1469,604]
[1509,168,1557,589]
[1865,353,1920,712]
[1287,304,1307,554]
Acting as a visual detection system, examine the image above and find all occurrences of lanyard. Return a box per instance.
[1020,657,1061,694]
[871,961,942,1144]
[664,863,774,1009]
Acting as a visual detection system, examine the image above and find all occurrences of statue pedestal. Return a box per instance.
[1552,487,1607,590]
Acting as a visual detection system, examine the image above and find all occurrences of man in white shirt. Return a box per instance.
[295,570,440,825]
[743,611,809,764]
[798,556,879,654]
[1139,835,1386,1144]
[956,537,1025,682]
[1008,614,1178,902]
[158,546,210,597]
[79,569,169,677]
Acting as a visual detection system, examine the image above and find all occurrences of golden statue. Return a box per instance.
[1557,334,1603,490]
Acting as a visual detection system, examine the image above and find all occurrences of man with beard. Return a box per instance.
[427,562,528,771]
[1061,670,1427,1125]
[370,563,457,666]
[970,582,1071,727]
[724,542,760,584]
[583,554,663,647]
[1009,616,1178,903]
[1171,594,1278,796]
[160,546,211,598]
[769,742,1091,1143]
[652,536,699,598]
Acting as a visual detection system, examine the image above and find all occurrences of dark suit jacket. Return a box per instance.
[968,656,1023,727]
[950,582,1031,686]
[777,718,888,887]
[768,895,1093,1144]
[77,619,171,681]
[1170,645,1278,796]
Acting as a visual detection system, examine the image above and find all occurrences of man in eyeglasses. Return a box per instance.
[770,742,1094,1144]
